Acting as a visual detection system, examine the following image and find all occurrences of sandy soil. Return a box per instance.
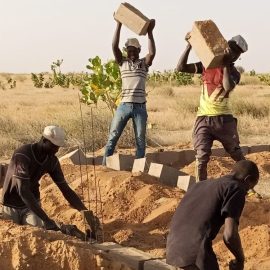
[0,151,269,270]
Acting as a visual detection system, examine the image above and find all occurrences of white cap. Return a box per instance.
[125,38,141,49]
[229,35,248,53]
[42,126,66,147]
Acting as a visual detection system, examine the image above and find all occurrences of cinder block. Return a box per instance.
[144,259,178,270]
[154,151,181,167]
[189,20,229,69]
[148,163,186,187]
[59,149,87,165]
[177,175,196,192]
[114,2,150,35]
[249,145,270,154]
[132,158,150,173]
[241,146,250,156]
[86,156,103,166]
[183,150,196,165]
[106,154,135,171]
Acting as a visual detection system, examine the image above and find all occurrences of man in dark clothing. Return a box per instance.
[176,34,248,181]
[166,160,259,270]
[1,126,100,233]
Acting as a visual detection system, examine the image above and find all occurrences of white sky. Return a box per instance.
[0,0,269,73]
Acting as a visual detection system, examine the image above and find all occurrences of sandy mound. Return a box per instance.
[0,151,269,269]
[0,219,97,270]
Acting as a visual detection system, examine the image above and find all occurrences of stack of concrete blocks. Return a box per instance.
[189,20,229,69]
[0,164,8,188]
[114,2,150,35]
[106,153,135,171]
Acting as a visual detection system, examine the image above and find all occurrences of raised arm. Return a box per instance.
[145,19,156,66]
[112,19,123,65]
[176,33,202,74]
[223,217,245,270]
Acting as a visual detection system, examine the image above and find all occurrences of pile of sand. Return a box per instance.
[0,151,269,269]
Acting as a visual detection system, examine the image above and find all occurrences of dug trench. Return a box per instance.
[0,152,269,270]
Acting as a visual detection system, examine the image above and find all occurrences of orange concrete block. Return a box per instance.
[189,20,229,69]
[114,3,150,35]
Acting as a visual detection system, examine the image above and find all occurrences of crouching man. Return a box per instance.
[166,160,259,270]
[1,126,100,235]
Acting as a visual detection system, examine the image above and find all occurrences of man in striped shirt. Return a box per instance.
[102,17,156,165]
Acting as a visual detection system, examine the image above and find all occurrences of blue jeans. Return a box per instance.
[103,102,148,165]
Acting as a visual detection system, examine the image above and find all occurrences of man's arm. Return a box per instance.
[112,20,123,65]
[223,65,238,92]
[57,182,87,211]
[145,19,156,67]
[176,33,203,74]
[223,217,245,270]
[17,178,58,229]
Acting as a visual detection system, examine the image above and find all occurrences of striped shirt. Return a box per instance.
[120,58,148,103]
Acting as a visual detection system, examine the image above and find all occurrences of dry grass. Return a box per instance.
[0,74,269,159]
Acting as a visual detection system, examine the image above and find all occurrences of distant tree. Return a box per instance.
[250,69,256,76]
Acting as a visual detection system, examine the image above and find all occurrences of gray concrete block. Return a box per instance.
[249,145,270,153]
[132,158,150,173]
[144,259,178,270]
[59,148,87,165]
[177,175,196,192]
[148,163,186,187]
[106,154,135,171]
[241,146,250,156]
[183,149,196,164]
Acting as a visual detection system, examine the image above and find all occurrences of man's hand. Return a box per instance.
[229,259,244,270]
[44,219,60,231]
[148,19,155,33]
[81,210,102,233]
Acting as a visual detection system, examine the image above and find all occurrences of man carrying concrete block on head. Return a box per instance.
[102,9,156,165]
[166,160,259,270]
[1,126,101,239]
[176,24,248,182]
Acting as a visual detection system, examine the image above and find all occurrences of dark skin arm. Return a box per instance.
[17,178,58,229]
[112,20,123,65]
[223,217,245,270]
[176,32,202,74]
[57,182,87,211]
[145,19,156,66]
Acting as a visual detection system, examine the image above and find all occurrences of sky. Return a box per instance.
[0,0,269,73]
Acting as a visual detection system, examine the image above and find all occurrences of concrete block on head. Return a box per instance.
[177,175,196,192]
[249,145,270,154]
[114,3,150,35]
[189,20,228,69]
[132,158,150,173]
[148,163,186,187]
[106,154,135,171]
